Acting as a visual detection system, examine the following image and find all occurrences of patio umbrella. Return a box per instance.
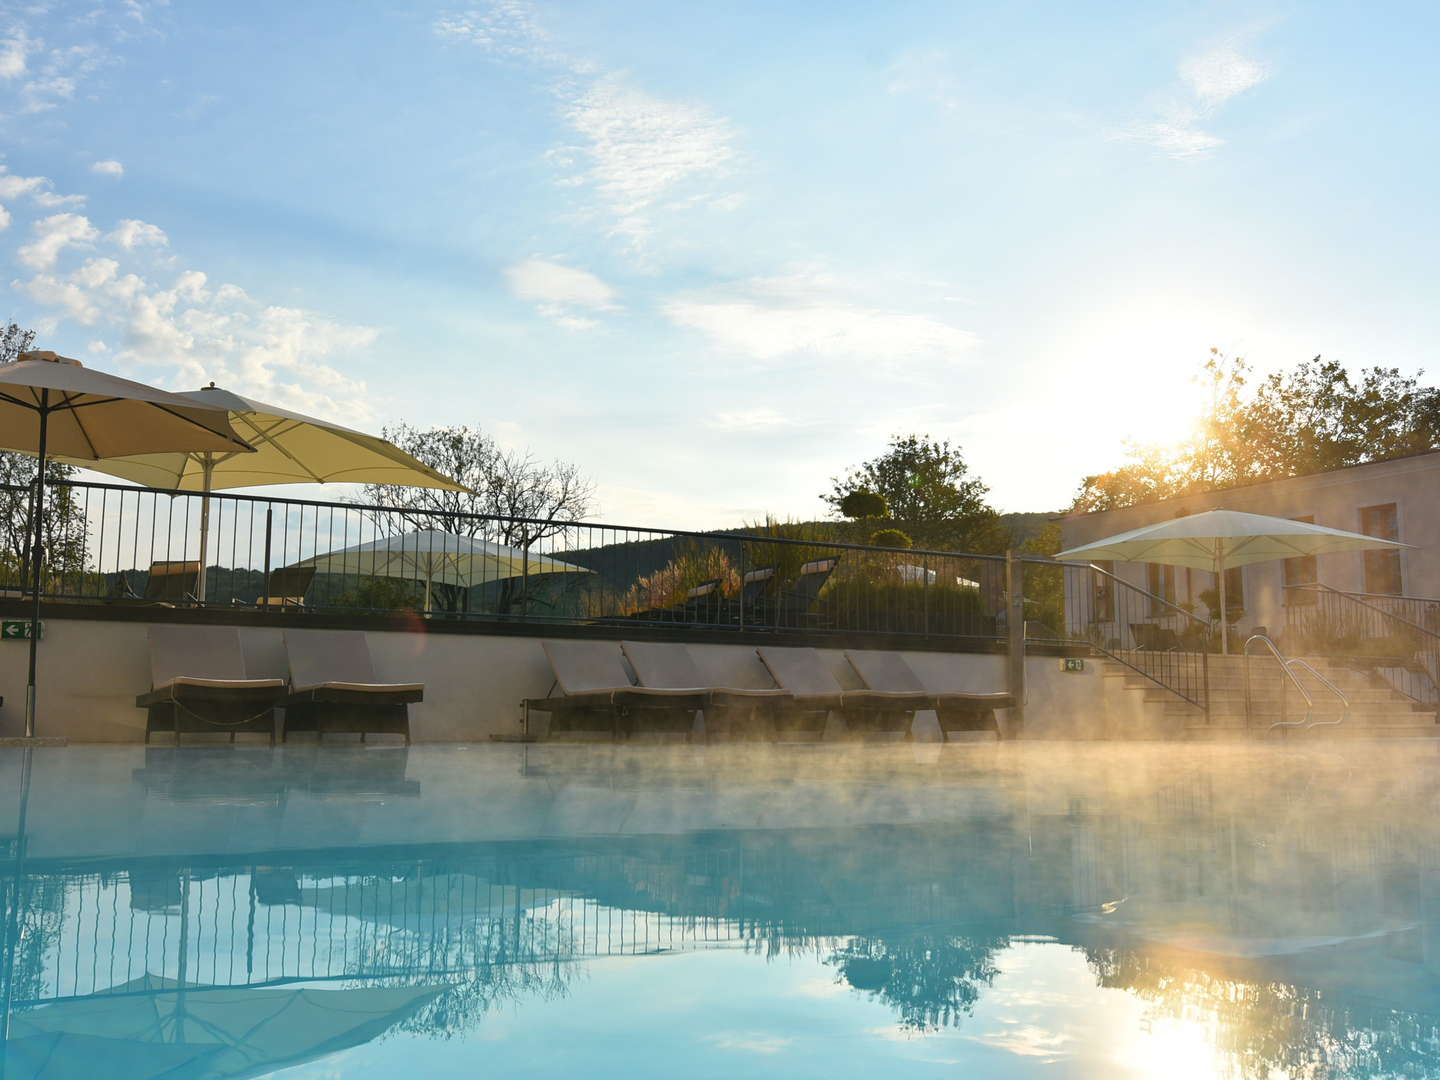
[52,383,468,602]
[291,528,590,612]
[5,974,446,1080]
[1054,508,1408,653]
[0,353,252,736]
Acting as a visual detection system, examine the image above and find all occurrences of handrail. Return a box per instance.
[1025,557,1212,629]
[1244,634,1312,730]
[0,479,1004,562]
[1286,658,1350,728]
[1287,582,1440,642]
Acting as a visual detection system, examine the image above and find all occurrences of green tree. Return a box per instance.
[1073,350,1440,511]
[0,324,87,585]
[825,435,1001,551]
[359,423,594,548]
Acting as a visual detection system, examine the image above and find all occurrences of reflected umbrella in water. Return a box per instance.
[5,974,447,1080]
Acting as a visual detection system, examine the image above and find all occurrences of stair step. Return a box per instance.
[1186,724,1440,741]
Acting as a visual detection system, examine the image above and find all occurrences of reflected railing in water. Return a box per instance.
[3,745,1440,1077]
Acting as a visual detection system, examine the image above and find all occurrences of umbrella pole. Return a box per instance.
[1217,544,1229,655]
[24,394,49,738]
[196,455,214,605]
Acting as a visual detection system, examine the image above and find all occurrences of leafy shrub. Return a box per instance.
[817,578,993,636]
[870,528,912,549]
[621,543,738,615]
[839,490,889,520]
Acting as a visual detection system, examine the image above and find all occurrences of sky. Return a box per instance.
[1,0,1437,529]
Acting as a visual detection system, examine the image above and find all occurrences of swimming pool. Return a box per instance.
[1,742,1437,1078]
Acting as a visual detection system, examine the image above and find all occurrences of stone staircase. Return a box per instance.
[1100,653,1439,739]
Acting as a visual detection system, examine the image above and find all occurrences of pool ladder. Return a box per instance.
[1243,634,1351,731]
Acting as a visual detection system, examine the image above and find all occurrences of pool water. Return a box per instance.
[2,742,1438,1078]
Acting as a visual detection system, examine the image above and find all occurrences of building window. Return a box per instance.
[1360,503,1402,595]
[1147,563,1176,614]
[1222,566,1245,619]
[1284,515,1318,606]
[1093,560,1114,621]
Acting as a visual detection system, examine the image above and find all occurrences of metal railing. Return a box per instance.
[1285,583,1440,705]
[0,479,1008,645]
[1243,633,1349,731]
[1037,560,1210,714]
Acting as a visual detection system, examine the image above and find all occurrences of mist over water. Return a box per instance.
[2,742,1438,1078]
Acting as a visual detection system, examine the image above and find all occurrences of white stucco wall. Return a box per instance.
[1061,450,1440,637]
[0,614,1110,742]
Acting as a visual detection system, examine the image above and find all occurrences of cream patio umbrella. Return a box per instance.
[53,383,467,602]
[0,353,253,736]
[291,528,590,613]
[1054,508,1408,653]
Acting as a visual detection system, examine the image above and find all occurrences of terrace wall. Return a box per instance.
[0,603,1108,742]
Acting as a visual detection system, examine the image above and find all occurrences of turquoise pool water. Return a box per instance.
[1,742,1438,1078]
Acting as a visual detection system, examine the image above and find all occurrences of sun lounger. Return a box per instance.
[627,577,725,624]
[620,640,793,740]
[134,625,287,744]
[845,650,1013,740]
[757,645,929,738]
[524,640,705,739]
[111,560,202,606]
[282,630,423,743]
[775,557,839,627]
[259,565,316,609]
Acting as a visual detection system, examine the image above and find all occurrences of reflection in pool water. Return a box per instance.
[1,743,1439,1077]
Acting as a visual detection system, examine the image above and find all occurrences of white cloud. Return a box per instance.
[664,273,979,371]
[16,272,101,324]
[708,407,787,431]
[504,256,617,328]
[74,257,119,287]
[90,159,124,178]
[440,2,738,252]
[10,203,379,424]
[32,190,86,208]
[0,32,31,80]
[0,167,82,207]
[1180,47,1268,106]
[1137,115,1225,158]
[0,169,46,200]
[0,204,9,230]
[108,218,167,250]
[434,2,570,67]
[18,212,98,269]
[702,1033,793,1056]
[1128,41,1268,159]
[556,74,738,246]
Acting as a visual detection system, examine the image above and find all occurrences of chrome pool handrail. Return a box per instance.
[1243,634,1312,730]
[1286,657,1350,729]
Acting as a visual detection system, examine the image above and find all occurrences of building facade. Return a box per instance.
[1060,449,1440,641]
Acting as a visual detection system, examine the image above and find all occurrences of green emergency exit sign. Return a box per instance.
[1062,657,1085,672]
[1,620,42,641]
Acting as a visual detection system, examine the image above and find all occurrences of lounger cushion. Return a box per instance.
[756,647,845,696]
[621,640,710,691]
[845,651,928,694]
[285,629,392,688]
[542,640,634,695]
[291,681,425,695]
[157,676,286,692]
[148,625,252,687]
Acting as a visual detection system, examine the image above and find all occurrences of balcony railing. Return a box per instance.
[0,479,1011,645]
